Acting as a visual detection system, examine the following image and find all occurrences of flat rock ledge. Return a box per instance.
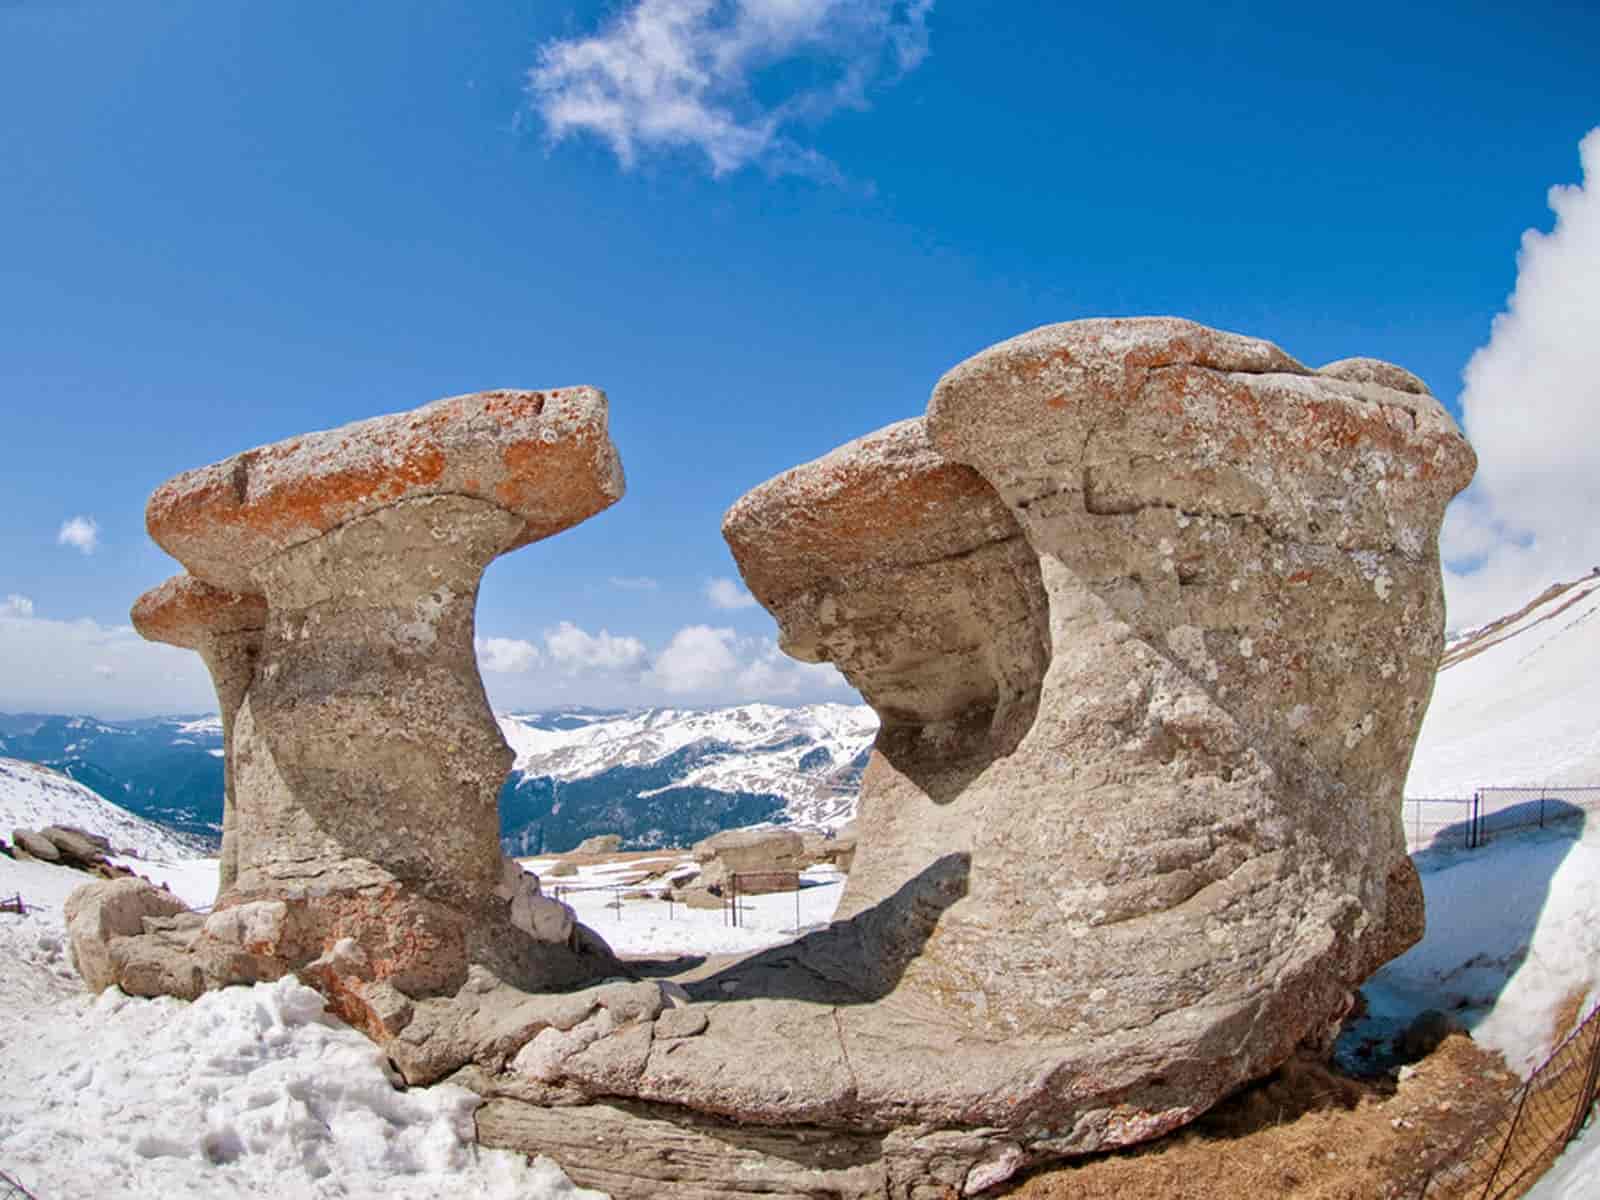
[466,320,1473,1198]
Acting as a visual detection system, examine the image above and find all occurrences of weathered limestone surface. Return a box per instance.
[473,319,1474,1197]
[81,388,626,1032]
[131,574,267,892]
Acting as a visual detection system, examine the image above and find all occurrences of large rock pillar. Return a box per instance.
[461,323,1475,1200]
[130,575,266,893]
[95,388,626,1019]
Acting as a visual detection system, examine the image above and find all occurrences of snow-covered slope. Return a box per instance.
[498,703,878,830]
[0,755,198,860]
[1406,571,1600,796]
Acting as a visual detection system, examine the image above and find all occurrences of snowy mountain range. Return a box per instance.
[495,703,876,852]
[0,703,879,855]
[0,712,226,842]
[0,755,199,861]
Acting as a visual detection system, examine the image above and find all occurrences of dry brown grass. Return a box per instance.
[1005,1037,1522,1200]
[1548,985,1592,1052]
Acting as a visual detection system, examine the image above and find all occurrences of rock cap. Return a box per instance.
[147,388,625,593]
[723,418,1015,610]
[130,574,268,649]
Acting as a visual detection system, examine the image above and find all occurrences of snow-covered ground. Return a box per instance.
[522,854,848,958]
[1527,1117,1600,1199]
[1,756,195,861]
[1351,824,1600,1076]
[0,848,605,1198]
[0,843,847,1199]
[1407,575,1600,796]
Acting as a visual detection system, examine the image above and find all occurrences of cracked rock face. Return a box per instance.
[90,388,625,1027]
[472,320,1473,1199]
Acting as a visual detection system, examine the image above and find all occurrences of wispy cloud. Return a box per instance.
[608,575,661,591]
[57,515,99,555]
[528,0,934,178]
[0,594,33,619]
[705,575,758,610]
[1443,127,1600,629]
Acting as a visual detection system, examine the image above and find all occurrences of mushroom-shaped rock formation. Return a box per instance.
[468,321,1474,1200]
[131,574,267,893]
[92,388,624,1033]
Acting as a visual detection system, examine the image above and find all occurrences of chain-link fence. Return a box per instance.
[1404,796,1477,852]
[1403,787,1600,854]
[1474,787,1600,847]
[1419,998,1600,1198]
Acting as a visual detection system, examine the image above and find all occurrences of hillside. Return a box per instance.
[0,756,199,861]
[0,713,225,843]
[1407,570,1600,796]
[0,703,881,855]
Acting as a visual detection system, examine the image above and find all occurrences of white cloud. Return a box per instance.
[0,610,215,717]
[734,638,853,697]
[476,636,543,674]
[646,623,852,699]
[544,621,649,673]
[1443,128,1600,630]
[0,594,34,619]
[608,575,660,591]
[529,0,934,178]
[705,576,758,610]
[57,515,100,555]
[647,624,743,693]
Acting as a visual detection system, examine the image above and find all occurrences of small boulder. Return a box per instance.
[12,829,61,863]
[691,827,804,893]
[574,834,623,855]
[692,827,803,869]
[64,877,192,992]
[40,825,112,868]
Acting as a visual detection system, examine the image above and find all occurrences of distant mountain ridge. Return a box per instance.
[0,756,200,861]
[0,703,880,855]
[0,712,225,843]
[496,703,877,853]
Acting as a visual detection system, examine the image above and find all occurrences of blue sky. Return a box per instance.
[1,0,1597,716]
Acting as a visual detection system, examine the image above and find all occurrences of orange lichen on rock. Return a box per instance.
[145,387,625,593]
[130,574,267,648]
[723,419,1019,610]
